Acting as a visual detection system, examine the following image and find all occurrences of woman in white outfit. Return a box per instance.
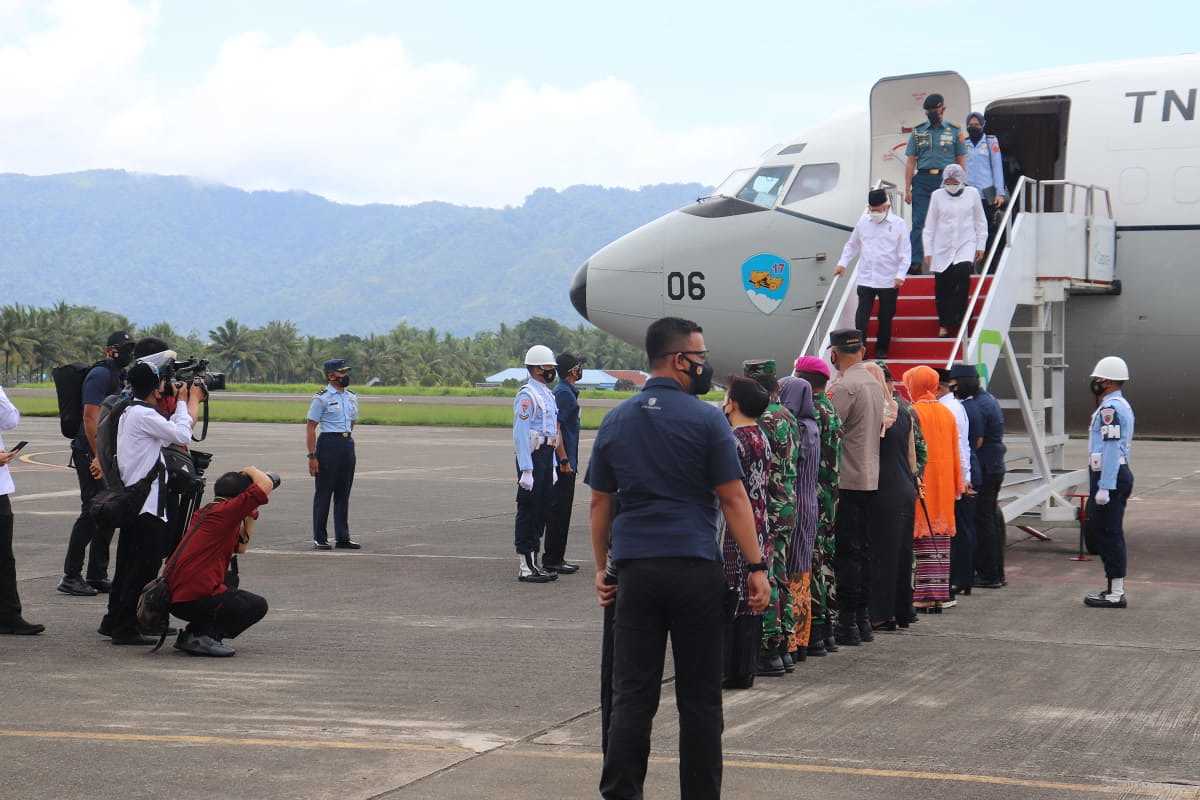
[922,163,988,337]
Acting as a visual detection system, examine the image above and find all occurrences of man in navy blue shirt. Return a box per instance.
[951,365,1007,588]
[543,352,585,574]
[587,316,769,800]
[58,330,134,597]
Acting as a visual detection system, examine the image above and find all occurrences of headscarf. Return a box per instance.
[966,111,985,127]
[779,375,815,421]
[779,375,819,574]
[863,361,898,434]
[903,365,941,403]
[941,163,966,188]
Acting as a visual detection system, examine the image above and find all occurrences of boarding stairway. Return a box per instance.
[799,176,1119,524]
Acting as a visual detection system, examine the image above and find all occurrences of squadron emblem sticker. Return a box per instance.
[741,252,790,315]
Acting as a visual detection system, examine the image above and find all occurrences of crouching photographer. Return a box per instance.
[164,467,276,657]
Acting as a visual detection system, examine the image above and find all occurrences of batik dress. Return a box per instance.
[758,402,799,651]
[722,424,771,683]
[809,392,843,631]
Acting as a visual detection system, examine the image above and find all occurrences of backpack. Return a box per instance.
[88,460,164,530]
[51,361,104,440]
[138,503,212,651]
[95,391,136,491]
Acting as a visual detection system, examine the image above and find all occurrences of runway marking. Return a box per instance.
[18,450,71,470]
[251,548,507,561]
[9,489,79,502]
[0,729,474,755]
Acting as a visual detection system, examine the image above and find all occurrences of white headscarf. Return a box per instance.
[941,163,966,188]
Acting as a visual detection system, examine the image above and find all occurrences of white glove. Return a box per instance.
[518,470,534,491]
[1094,488,1110,506]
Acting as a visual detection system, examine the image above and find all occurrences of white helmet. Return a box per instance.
[1090,356,1129,382]
[524,345,556,367]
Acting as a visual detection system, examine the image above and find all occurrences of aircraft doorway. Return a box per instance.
[984,96,1070,210]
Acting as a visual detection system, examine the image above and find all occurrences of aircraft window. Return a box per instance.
[735,166,793,208]
[782,163,840,205]
[778,143,807,156]
[714,168,754,199]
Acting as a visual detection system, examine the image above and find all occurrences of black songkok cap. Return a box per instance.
[923,93,944,109]
[868,189,888,207]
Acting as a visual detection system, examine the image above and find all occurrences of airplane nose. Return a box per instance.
[570,260,588,321]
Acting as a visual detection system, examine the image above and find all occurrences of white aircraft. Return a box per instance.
[570,55,1199,436]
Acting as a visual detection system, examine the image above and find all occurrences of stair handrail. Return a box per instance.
[946,175,1039,367]
[799,272,844,357]
[1036,180,1114,219]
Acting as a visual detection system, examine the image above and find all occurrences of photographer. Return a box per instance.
[100,362,199,646]
[58,330,134,597]
[165,467,274,657]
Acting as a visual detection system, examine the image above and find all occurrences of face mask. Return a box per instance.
[538,367,556,383]
[1089,378,1107,397]
[112,347,133,369]
[869,210,887,223]
[926,109,942,125]
[682,357,714,396]
[967,126,983,143]
[945,183,963,195]
[336,374,351,388]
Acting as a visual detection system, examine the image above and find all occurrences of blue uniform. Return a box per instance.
[1086,391,1135,579]
[963,389,1007,584]
[907,120,967,267]
[544,380,582,569]
[513,380,559,556]
[964,135,1007,199]
[308,384,358,545]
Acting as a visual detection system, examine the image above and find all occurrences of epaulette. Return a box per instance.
[945,120,960,128]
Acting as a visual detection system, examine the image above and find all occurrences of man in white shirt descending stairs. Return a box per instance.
[834,189,911,360]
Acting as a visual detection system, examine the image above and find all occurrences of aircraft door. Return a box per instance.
[869,72,970,215]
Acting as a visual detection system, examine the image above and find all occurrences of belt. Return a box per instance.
[319,431,353,439]
[918,168,943,175]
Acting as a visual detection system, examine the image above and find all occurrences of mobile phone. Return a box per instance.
[9,441,28,453]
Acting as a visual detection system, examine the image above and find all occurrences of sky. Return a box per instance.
[0,0,1194,207]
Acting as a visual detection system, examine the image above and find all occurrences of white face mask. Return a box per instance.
[868,210,887,222]
[945,183,963,195]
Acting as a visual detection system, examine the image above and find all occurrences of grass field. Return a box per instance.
[10,395,613,430]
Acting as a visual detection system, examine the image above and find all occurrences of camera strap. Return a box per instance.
[192,395,209,442]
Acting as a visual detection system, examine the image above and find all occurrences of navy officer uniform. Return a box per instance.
[513,345,562,583]
[308,358,360,550]
[1083,357,1135,608]
[906,93,967,271]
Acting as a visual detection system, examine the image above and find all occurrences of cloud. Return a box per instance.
[0,1,771,206]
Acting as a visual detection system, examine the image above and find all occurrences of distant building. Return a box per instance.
[603,370,649,389]
[480,368,641,391]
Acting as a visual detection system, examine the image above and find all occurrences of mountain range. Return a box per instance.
[0,170,707,337]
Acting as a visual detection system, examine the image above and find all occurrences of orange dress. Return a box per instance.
[903,367,962,538]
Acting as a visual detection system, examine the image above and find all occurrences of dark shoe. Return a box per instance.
[791,648,806,664]
[822,622,839,652]
[57,575,98,596]
[856,616,875,643]
[178,633,235,656]
[877,620,899,632]
[805,637,827,657]
[722,673,755,690]
[543,560,579,574]
[144,625,178,637]
[780,649,796,673]
[313,540,332,551]
[951,585,972,596]
[0,617,45,635]
[756,652,786,677]
[976,579,1006,589]
[834,623,862,646]
[97,619,113,637]
[87,578,113,593]
[110,630,157,646]
[517,554,556,583]
[1084,592,1127,609]
[334,540,362,550]
[874,350,889,361]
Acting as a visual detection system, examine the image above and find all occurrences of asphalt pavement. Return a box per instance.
[2,417,1198,799]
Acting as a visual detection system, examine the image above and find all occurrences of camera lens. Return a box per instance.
[266,471,282,489]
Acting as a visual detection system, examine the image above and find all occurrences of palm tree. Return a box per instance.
[0,306,34,382]
[208,319,263,381]
[260,320,302,382]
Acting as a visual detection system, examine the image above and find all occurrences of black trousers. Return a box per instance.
[973,473,1005,583]
[64,447,114,581]
[0,496,22,622]
[950,495,977,589]
[313,433,355,544]
[103,512,166,635]
[893,508,915,621]
[834,489,874,619]
[1086,467,1133,579]
[867,494,903,625]
[172,589,268,640]
[855,287,898,355]
[934,262,972,331]
[543,470,575,566]
[514,445,555,555]
[980,187,999,258]
[601,558,725,800]
[600,573,618,756]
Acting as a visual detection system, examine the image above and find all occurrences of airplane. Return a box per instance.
[569,55,1200,437]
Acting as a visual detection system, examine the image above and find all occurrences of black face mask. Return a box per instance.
[537,367,556,383]
[682,357,714,396]
[926,109,942,125]
[1089,378,1107,397]
[111,346,133,369]
[967,125,983,143]
[336,374,351,388]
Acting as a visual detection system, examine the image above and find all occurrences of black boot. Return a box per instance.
[805,625,827,657]
[779,642,795,673]
[756,649,786,677]
[823,620,840,652]
[856,610,874,643]
[834,621,862,646]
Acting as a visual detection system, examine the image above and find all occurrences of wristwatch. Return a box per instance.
[747,560,768,573]
[307,452,316,459]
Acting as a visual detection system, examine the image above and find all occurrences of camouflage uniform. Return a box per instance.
[758,400,800,650]
[809,391,843,631]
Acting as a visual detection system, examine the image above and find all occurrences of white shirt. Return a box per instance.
[117,401,193,519]
[923,186,987,272]
[939,393,972,486]
[837,212,912,290]
[0,386,19,497]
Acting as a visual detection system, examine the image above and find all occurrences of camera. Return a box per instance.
[163,358,227,392]
[266,471,282,490]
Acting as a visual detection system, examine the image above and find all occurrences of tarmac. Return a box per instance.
[2,417,1199,800]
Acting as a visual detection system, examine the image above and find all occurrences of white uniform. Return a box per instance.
[939,392,972,487]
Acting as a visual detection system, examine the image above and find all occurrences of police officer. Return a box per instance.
[307,358,361,551]
[1084,357,1135,609]
[905,93,968,274]
[963,111,1008,251]
[543,352,585,575]
[513,345,568,583]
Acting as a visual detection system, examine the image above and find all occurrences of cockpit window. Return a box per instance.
[734,166,794,208]
[782,163,840,205]
[713,168,754,199]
